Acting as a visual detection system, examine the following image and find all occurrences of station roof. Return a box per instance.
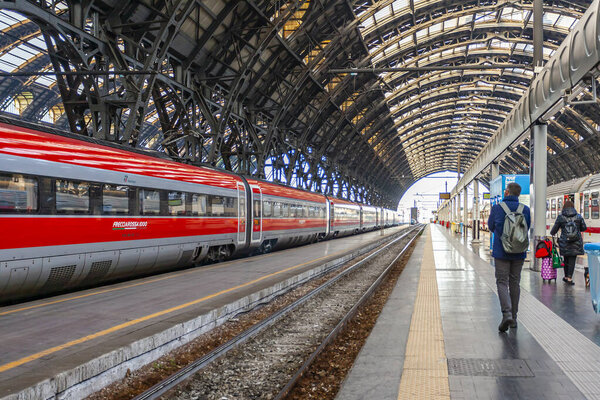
[0,0,599,203]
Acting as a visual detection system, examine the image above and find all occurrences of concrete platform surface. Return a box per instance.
[339,224,600,399]
[0,226,407,400]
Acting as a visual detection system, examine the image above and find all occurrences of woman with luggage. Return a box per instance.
[550,200,588,286]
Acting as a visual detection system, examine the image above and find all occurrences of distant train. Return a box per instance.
[0,122,400,302]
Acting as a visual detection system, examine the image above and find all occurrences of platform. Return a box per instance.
[0,226,407,400]
[338,224,600,400]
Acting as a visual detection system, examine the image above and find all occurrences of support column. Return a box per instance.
[491,162,499,181]
[531,123,548,271]
[473,179,481,244]
[456,194,461,234]
[463,186,468,239]
[533,0,544,73]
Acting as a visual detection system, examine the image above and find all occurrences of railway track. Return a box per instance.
[133,225,424,400]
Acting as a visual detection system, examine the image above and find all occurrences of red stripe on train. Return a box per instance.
[0,217,239,249]
[545,225,600,234]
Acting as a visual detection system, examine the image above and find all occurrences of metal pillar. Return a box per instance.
[530,123,548,271]
[473,179,481,244]
[491,162,500,181]
[533,0,544,73]
[463,186,469,239]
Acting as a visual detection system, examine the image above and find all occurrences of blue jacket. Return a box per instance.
[487,195,531,260]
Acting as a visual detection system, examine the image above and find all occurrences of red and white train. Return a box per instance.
[545,175,600,237]
[0,121,400,302]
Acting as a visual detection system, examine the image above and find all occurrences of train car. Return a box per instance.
[0,122,257,301]
[0,121,397,302]
[360,204,378,231]
[244,178,328,253]
[384,208,397,227]
[327,197,361,238]
[546,177,588,223]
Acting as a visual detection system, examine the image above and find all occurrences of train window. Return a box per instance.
[168,192,186,215]
[139,189,160,215]
[584,193,590,219]
[235,196,243,218]
[273,202,281,217]
[551,199,556,218]
[254,200,261,218]
[557,198,563,214]
[210,196,225,216]
[56,180,89,214]
[191,194,207,216]
[592,192,599,219]
[546,200,550,220]
[103,185,128,215]
[263,201,272,217]
[281,203,289,218]
[0,173,38,213]
[308,206,315,218]
[289,203,296,218]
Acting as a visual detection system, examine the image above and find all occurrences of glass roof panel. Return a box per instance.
[0,10,27,23]
[34,74,56,87]
[392,0,409,13]
[374,6,392,22]
[556,15,577,29]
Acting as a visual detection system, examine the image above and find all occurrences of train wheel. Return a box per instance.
[263,241,273,253]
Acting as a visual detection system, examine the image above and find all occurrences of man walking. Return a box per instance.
[488,182,531,332]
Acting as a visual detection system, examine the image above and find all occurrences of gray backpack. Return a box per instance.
[499,202,529,254]
[563,216,579,242]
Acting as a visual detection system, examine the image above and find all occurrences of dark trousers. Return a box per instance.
[494,259,524,319]
[563,255,577,278]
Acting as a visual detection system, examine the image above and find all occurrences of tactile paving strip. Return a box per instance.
[447,358,535,377]
[398,228,450,400]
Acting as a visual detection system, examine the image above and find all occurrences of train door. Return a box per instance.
[329,201,335,233]
[251,185,262,244]
[360,208,364,230]
[325,199,331,236]
[237,183,246,245]
[584,192,590,219]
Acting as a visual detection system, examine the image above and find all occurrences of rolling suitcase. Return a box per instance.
[541,257,557,282]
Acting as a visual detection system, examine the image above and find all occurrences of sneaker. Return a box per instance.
[586,275,590,288]
[510,319,518,328]
[499,317,514,332]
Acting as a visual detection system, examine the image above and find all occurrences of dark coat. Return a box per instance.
[550,207,587,256]
[488,195,531,260]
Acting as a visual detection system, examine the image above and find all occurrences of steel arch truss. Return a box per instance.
[1,0,600,207]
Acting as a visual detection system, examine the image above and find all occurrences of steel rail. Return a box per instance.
[133,225,422,400]
[273,224,424,399]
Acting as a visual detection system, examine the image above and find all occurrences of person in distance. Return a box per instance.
[550,199,587,286]
[488,182,531,332]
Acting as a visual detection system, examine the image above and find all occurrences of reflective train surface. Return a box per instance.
[0,122,400,302]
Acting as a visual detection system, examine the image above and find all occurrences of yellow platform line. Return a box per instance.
[398,228,450,399]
